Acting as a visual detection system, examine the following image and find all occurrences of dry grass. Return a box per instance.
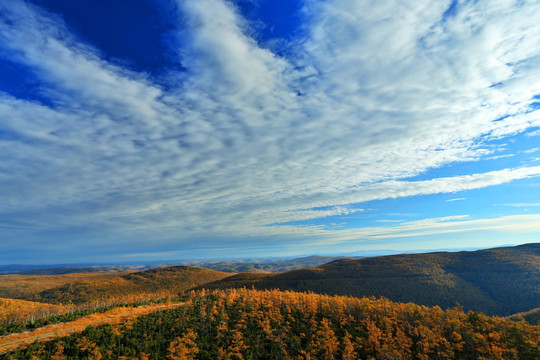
[0,298,68,324]
[0,272,132,300]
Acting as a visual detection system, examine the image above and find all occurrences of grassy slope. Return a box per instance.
[33,266,232,304]
[0,272,128,300]
[198,243,540,316]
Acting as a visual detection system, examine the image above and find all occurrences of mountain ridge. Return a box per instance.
[196,243,540,316]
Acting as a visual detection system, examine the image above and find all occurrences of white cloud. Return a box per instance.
[0,2,166,130]
[1,0,540,258]
[299,214,540,246]
[504,203,540,207]
[446,198,466,202]
[173,0,289,99]
[370,214,540,239]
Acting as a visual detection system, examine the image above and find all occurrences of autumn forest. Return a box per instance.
[0,244,539,359]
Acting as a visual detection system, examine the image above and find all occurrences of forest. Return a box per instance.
[1,288,539,359]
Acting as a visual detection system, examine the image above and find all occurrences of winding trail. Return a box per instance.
[0,302,184,354]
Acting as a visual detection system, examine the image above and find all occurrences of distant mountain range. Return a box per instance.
[0,264,151,275]
[181,255,346,273]
[0,255,346,275]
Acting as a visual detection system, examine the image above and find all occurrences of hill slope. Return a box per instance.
[0,272,128,300]
[0,298,66,324]
[34,266,232,305]
[198,243,540,316]
[508,307,540,325]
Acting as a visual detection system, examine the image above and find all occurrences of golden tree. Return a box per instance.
[167,330,200,360]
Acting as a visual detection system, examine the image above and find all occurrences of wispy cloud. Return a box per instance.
[503,203,540,207]
[302,214,540,245]
[1,0,540,260]
[446,198,466,202]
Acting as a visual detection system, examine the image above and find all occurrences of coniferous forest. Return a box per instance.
[2,288,539,360]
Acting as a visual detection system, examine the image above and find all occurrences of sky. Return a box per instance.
[1,0,540,264]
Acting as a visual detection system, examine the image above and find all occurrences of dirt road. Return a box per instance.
[0,302,184,354]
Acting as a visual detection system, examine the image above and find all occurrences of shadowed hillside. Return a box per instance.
[508,307,540,325]
[33,266,232,305]
[197,243,540,316]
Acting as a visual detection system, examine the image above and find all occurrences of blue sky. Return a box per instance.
[1,0,540,264]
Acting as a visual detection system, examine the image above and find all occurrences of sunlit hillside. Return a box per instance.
[0,272,130,300]
[32,266,232,305]
[1,288,539,359]
[0,298,67,325]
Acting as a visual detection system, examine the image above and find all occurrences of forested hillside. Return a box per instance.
[32,266,232,305]
[0,272,128,300]
[198,244,540,316]
[0,298,66,325]
[508,307,540,326]
[2,289,539,359]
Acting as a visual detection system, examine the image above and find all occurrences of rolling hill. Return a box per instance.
[0,272,129,300]
[32,266,232,305]
[197,243,540,316]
